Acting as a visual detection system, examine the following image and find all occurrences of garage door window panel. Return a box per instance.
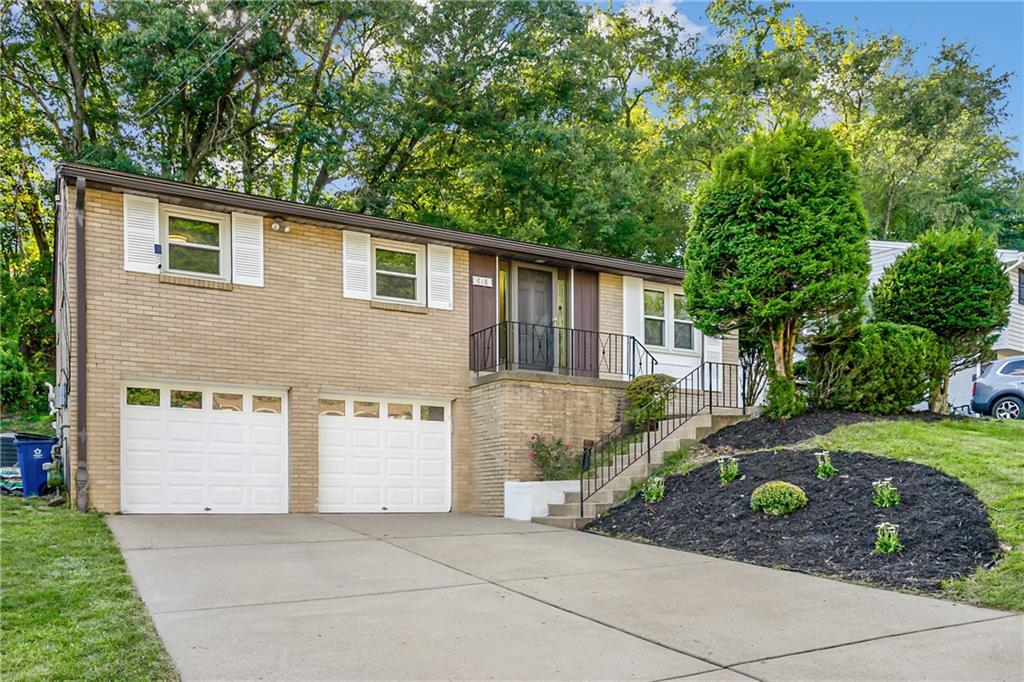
[388,403,413,420]
[213,393,243,412]
[126,387,160,407]
[354,401,380,418]
[319,399,346,416]
[420,405,445,422]
[171,390,202,409]
[253,395,282,414]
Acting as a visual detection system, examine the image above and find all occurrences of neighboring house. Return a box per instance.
[52,164,737,516]
[868,240,1024,411]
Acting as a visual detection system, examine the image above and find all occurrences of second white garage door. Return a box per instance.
[318,396,451,513]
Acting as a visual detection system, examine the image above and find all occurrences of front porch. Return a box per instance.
[469,321,657,381]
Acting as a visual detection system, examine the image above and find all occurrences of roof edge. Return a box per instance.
[57,162,685,281]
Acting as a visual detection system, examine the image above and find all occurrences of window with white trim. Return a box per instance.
[643,289,665,347]
[372,240,425,304]
[161,207,230,279]
[673,294,695,351]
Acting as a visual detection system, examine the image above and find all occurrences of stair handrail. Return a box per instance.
[579,361,745,517]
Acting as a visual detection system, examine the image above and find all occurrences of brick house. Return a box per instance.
[53,163,738,516]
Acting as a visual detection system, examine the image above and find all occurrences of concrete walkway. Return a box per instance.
[108,514,1023,681]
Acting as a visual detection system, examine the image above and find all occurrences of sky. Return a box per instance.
[623,0,1024,167]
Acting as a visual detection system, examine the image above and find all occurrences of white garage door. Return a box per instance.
[318,396,451,512]
[121,383,288,513]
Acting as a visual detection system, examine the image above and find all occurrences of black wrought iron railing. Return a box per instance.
[579,361,744,515]
[469,321,657,381]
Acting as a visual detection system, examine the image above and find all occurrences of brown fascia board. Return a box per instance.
[57,162,685,283]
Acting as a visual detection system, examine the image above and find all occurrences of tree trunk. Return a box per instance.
[769,319,798,379]
[929,366,951,414]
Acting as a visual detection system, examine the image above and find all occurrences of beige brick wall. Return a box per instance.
[58,186,711,516]
[467,373,624,516]
[64,187,474,512]
[598,272,623,337]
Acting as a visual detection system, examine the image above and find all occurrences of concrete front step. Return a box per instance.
[532,515,590,529]
[539,410,754,528]
[547,501,612,517]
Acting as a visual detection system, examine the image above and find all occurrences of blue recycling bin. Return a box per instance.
[14,437,57,498]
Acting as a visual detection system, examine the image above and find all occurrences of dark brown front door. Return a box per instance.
[573,270,600,377]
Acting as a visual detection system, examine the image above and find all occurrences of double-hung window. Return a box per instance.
[373,240,425,304]
[643,289,666,347]
[673,294,695,351]
[644,287,697,351]
[161,207,230,280]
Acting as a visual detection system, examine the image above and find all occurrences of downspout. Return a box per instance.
[74,176,89,512]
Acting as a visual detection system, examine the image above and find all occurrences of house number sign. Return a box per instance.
[472,276,494,287]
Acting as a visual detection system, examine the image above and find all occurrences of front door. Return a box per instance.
[516,267,555,371]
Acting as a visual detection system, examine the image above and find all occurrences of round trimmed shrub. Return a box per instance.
[807,322,944,415]
[624,373,677,429]
[750,481,808,516]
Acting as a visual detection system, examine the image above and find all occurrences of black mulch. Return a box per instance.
[585,450,1000,590]
[701,409,954,450]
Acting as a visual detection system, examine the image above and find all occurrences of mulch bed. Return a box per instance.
[700,409,954,450]
[585,449,1000,590]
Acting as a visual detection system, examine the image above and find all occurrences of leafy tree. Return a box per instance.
[684,121,870,418]
[872,227,1012,413]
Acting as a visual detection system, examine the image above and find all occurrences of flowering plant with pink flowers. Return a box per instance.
[527,434,580,480]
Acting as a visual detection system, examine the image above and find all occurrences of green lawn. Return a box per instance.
[813,417,1024,612]
[0,497,178,681]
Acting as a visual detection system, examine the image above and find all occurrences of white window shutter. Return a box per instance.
[427,244,454,310]
[123,194,160,273]
[622,276,644,376]
[622,276,643,339]
[231,212,264,287]
[704,334,723,391]
[343,230,372,299]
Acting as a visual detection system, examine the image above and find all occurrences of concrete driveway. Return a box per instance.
[108,514,1023,681]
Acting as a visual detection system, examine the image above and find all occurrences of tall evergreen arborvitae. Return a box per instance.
[684,122,871,418]
[872,227,1012,413]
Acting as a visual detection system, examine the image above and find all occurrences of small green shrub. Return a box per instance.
[718,456,740,484]
[640,476,666,503]
[814,451,838,479]
[875,522,904,554]
[528,434,579,481]
[763,374,806,419]
[872,478,901,507]
[750,481,808,515]
[807,322,945,415]
[623,373,677,429]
